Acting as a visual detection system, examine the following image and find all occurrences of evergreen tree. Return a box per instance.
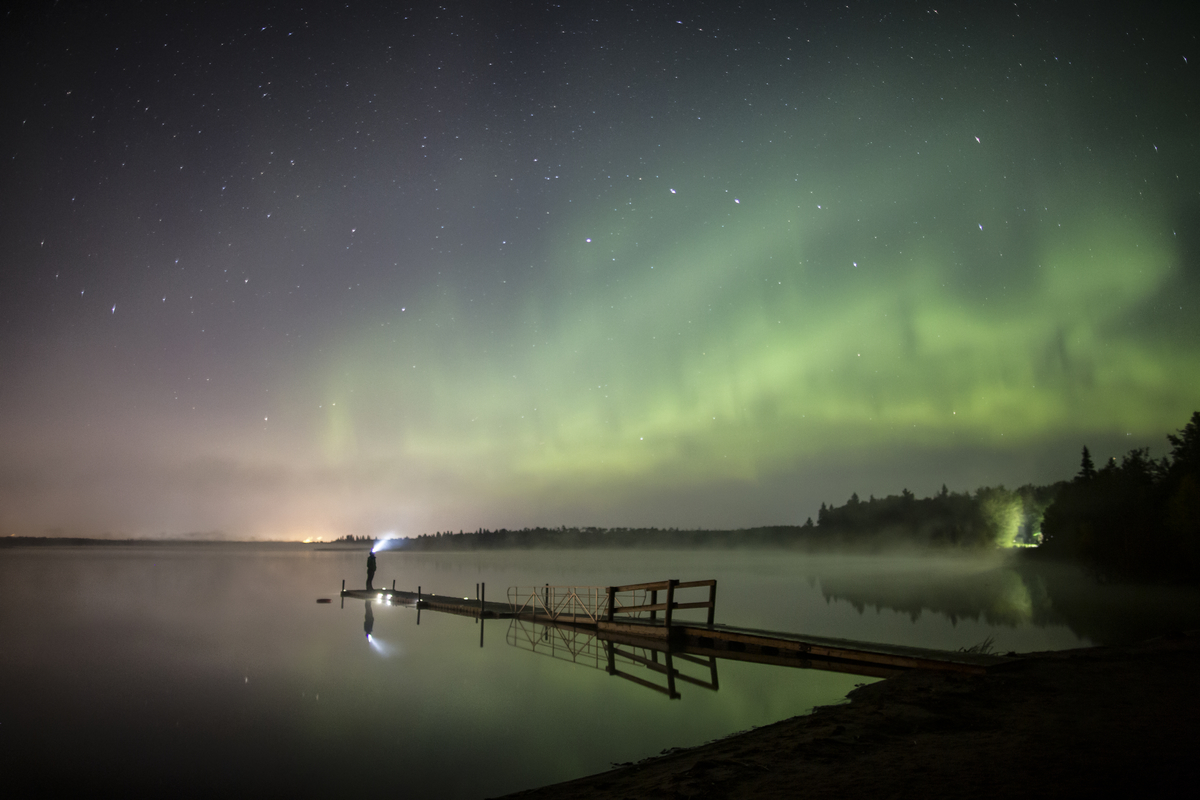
[1167,411,1200,475]
[1043,411,1200,581]
[1165,412,1200,575]
[1077,446,1096,481]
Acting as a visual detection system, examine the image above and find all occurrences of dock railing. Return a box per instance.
[507,579,717,628]
[606,579,717,627]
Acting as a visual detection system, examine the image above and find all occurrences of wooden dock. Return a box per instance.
[343,585,511,618]
[340,579,1010,677]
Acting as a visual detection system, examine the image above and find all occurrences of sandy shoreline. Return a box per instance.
[496,631,1200,799]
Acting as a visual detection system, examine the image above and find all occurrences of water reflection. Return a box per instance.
[816,561,1048,628]
[363,600,374,640]
[1013,559,1200,645]
[812,556,1200,646]
[20,544,1163,798]
[506,619,720,700]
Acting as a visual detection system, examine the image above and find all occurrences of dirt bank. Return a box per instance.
[497,631,1200,799]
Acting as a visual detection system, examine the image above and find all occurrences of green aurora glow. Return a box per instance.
[318,190,1195,512]
[1,3,1197,539]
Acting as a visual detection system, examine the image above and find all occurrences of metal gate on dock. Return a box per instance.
[506,584,625,624]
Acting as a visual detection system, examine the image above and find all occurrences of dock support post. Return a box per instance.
[650,589,658,621]
[481,582,485,617]
[341,579,345,592]
[606,586,616,622]
[664,579,678,629]
[707,580,717,626]
[392,579,396,591]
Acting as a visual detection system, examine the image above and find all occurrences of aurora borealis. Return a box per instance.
[2,2,1197,539]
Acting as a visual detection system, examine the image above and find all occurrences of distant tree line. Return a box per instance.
[0,536,151,547]
[394,482,1060,553]
[379,412,1200,583]
[399,526,819,550]
[1039,412,1200,582]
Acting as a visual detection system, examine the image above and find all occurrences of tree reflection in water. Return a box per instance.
[815,555,1200,646]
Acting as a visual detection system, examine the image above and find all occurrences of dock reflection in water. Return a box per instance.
[506,618,719,700]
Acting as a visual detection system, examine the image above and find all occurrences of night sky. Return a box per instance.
[2,1,1197,540]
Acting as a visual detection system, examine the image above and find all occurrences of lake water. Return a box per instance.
[2,544,1197,797]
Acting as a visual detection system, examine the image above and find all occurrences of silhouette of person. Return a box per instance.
[366,550,377,589]
[364,601,374,639]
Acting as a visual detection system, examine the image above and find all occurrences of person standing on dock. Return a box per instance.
[366,550,377,590]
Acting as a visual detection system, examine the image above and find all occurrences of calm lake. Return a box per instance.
[2,544,1197,797]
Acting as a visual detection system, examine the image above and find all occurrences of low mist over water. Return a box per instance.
[4,543,1196,796]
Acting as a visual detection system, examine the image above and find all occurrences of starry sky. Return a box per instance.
[2,1,1197,540]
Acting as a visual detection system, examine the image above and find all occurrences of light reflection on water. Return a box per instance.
[2,544,1196,797]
